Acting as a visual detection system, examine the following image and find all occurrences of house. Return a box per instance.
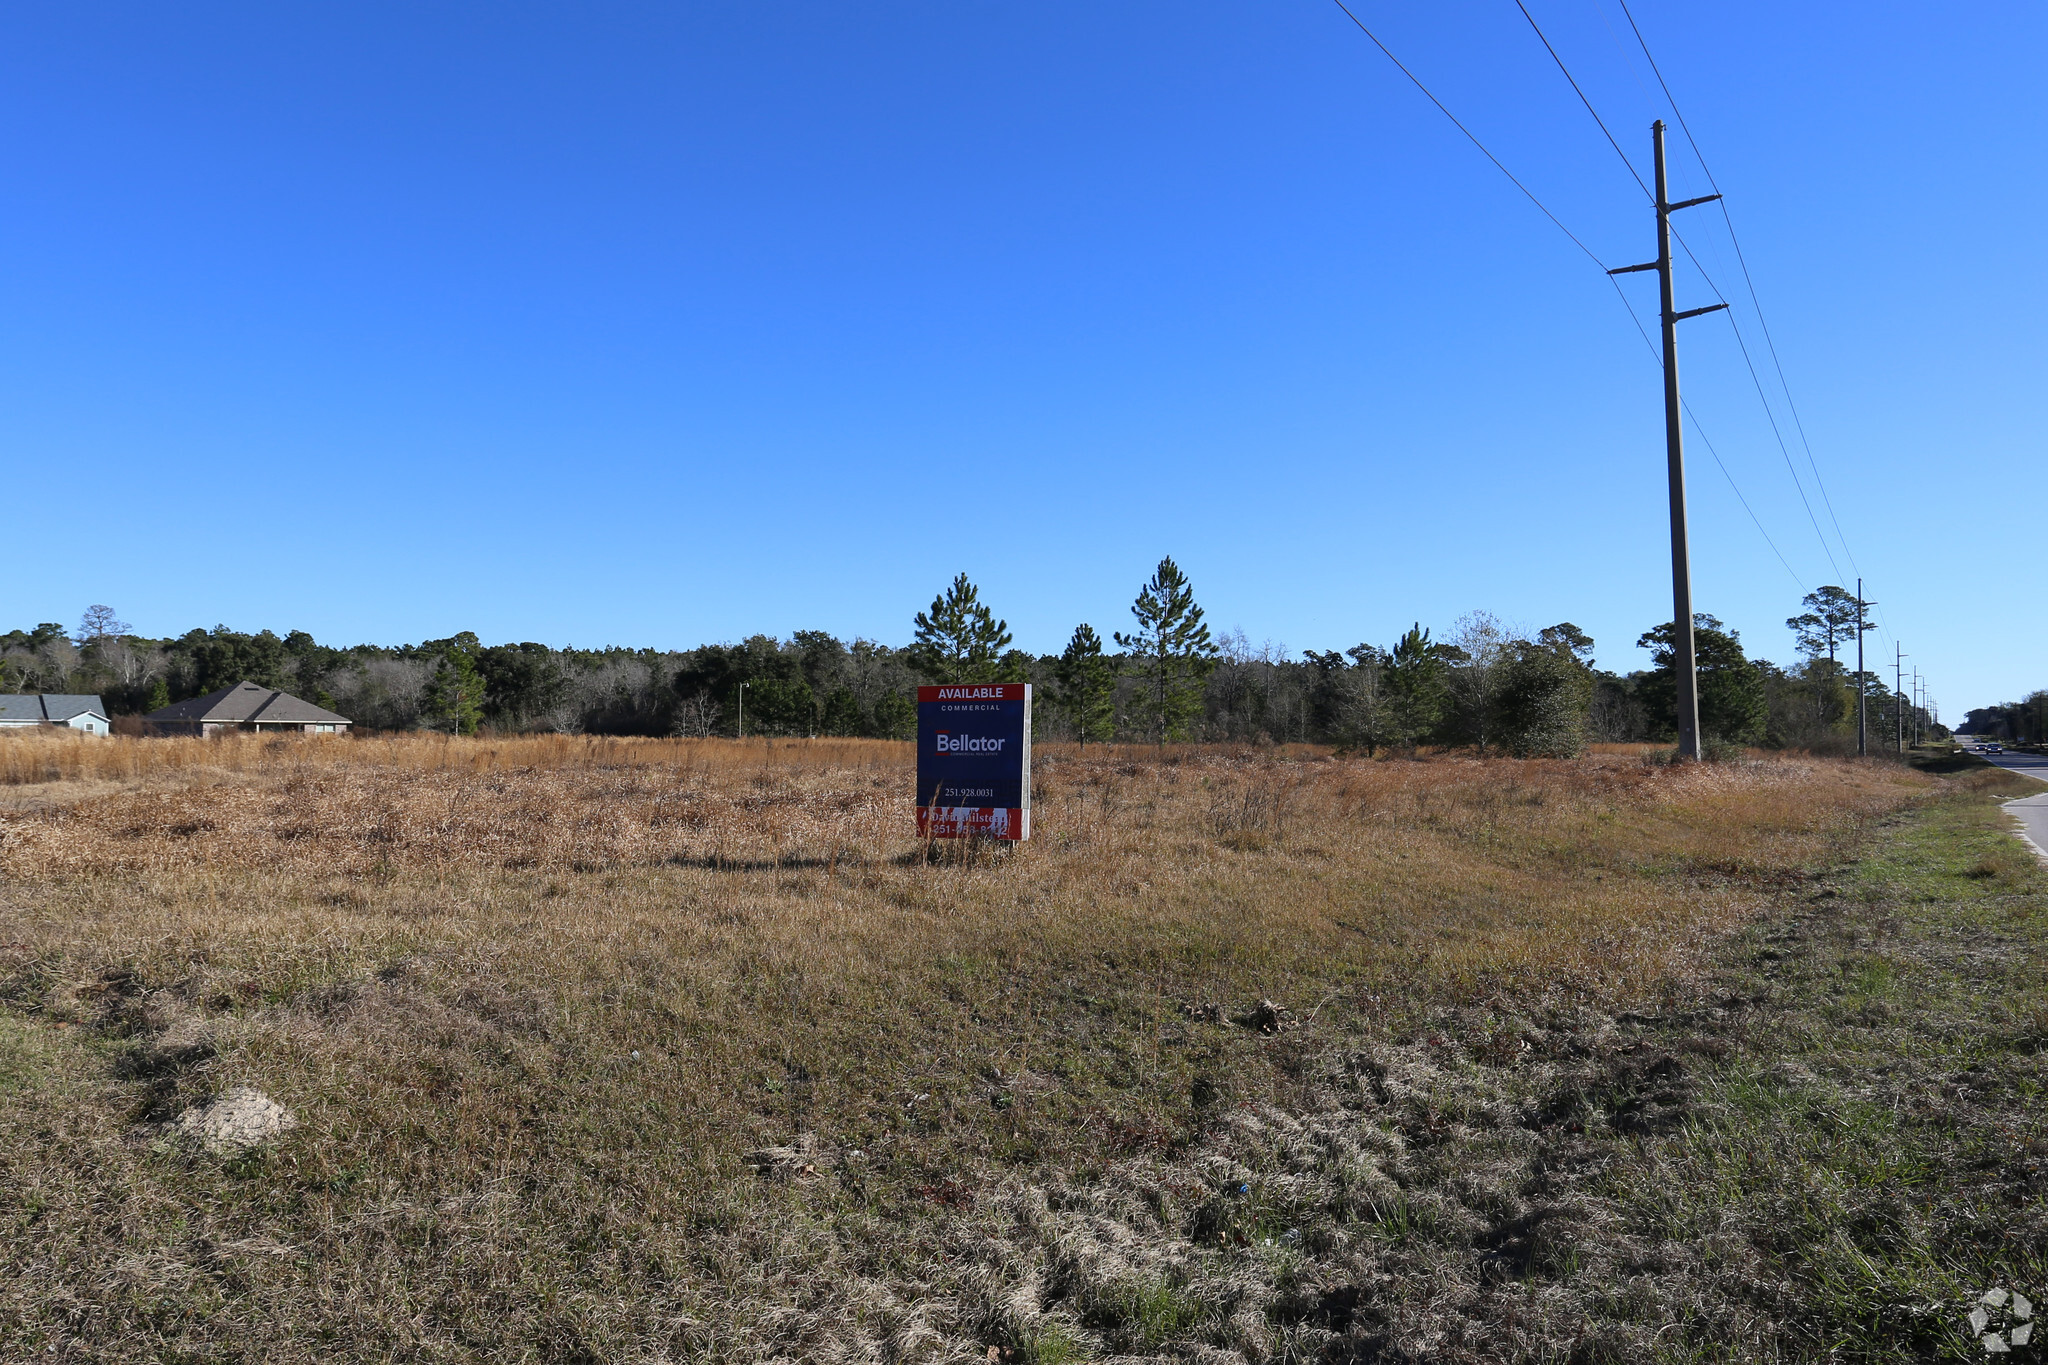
[145,681,352,736]
[0,694,112,736]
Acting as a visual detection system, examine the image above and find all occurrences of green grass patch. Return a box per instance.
[1594,772,2048,1360]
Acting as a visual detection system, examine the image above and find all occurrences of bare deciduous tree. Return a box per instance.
[77,605,131,643]
[671,693,721,738]
[1444,611,1523,752]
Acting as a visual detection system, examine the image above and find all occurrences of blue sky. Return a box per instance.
[3,2,2039,715]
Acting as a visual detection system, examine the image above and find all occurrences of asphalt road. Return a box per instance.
[1959,742,2048,860]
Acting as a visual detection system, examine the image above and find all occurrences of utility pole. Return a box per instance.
[1855,578,1867,757]
[1610,121,1727,761]
[1894,644,1906,752]
[737,681,748,740]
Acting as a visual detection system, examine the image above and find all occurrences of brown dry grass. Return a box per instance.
[0,727,909,785]
[0,732,1931,1360]
[2,735,1915,1000]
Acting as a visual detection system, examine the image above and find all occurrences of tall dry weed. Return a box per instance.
[0,736,1935,1361]
[0,728,905,787]
[1,738,1924,1002]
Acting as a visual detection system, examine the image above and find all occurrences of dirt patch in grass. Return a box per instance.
[0,737,1987,1360]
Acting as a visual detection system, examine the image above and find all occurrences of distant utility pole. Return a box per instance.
[1855,578,1867,757]
[1895,644,1907,752]
[1610,120,1728,761]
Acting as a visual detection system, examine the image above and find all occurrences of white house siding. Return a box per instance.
[0,717,108,733]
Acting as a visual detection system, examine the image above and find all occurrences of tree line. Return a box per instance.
[1964,694,2048,744]
[4,570,1936,754]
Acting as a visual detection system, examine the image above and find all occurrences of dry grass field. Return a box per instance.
[3,730,2037,1362]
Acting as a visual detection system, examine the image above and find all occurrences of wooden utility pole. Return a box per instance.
[1855,578,1867,757]
[1894,644,1906,752]
[1610,121,1727,760]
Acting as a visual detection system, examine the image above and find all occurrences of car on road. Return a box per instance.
[1982,744,2005,754]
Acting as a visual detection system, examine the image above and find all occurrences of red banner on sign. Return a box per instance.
[916,684,1029,703]
[916,805,1030,840]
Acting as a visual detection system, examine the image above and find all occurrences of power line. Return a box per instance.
[1610,0,1896,656]
[1510,0,1650,200]
[1685,402,1807,590]
[1325,0,1611,273]
[1590,0,1671,138]
[1709,306,1847,582]
[1331,1,1881,641]
[1613,0,1862,579]
[1659,222,1847,585]
[1325,0,1810,595]
[1608,284,1811,590]
[1509,0,1849,584]
[1603,277,1808,590]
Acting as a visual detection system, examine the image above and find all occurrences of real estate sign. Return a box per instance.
[916,683,1030,840]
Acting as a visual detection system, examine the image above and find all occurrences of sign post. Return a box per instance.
[916,683,1031,840]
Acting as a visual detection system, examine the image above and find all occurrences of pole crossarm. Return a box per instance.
[1607,261,1659,275]
[1673,303,1730,322]
[1668,193,1724,211]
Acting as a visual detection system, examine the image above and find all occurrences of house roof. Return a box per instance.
[146,681,351,725]
[42,694,108,721]
[0,694,108,722]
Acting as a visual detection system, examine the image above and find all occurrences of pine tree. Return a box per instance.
[1383,624,1453,748]
[145,677,171,712]
[1785,586,1873,735]
[424,632,487,736]
[1054,624,1116,745]
[910,573,1014,683]
[1536,622,1595,666]
[1637,615,1767,747]
[1786,585,1871,668]
[1115,556,1217,746]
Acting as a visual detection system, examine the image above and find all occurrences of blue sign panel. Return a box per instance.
[916,683,1031,840]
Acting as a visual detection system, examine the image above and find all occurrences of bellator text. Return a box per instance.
[933,731,1007,754]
